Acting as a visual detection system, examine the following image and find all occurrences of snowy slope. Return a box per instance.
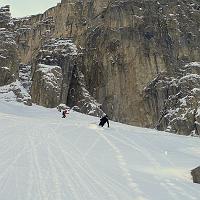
[0,101,200,200]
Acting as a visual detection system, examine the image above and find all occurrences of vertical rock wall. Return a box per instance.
[31,38,77,107]
[77,0,200,128]
[0,6,19,86]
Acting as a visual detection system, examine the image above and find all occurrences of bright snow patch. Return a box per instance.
[37,63,61,73]
[197,107,200,117]
[0,101,200,200]
[184,62,200,68]
[179,74,200,82]
[0,80,31,102]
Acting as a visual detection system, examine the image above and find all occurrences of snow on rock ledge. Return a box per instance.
[144,62,200,136]
[0,7,19,86]
[31,37,78,108]
[0,80,32,105]
[31,64,63,108]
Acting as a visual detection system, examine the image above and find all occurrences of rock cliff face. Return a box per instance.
[0,0,200,135]
[78,0,200,130]
[0,6,31,104]
[31,38,77,107]
[144,63,200,135]
[0,6,19,86]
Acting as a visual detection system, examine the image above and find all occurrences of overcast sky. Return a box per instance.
[0,0,60,17]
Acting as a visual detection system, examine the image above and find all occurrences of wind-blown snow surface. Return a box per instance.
[0,101,200,200]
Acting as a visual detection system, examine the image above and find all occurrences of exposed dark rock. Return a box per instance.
[67,65,104,117]
[19,64,32,92]
[191,166,200,184]
[144,62,200,135]
[0,5,11,28]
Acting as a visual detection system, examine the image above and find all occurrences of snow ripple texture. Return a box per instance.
[0,101,200,200]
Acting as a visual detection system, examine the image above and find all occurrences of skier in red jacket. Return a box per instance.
[62,107,70,118]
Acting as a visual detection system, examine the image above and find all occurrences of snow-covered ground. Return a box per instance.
[0,101,199,200]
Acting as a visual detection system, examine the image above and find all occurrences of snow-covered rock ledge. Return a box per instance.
[0,80,32,105]
[144,62,200,136]
[31,63,62,107]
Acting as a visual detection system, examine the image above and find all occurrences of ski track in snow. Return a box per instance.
[107,129,199,200]
[48,130,119,200]
[0,102,200,200]
[94,128,148,200]
[106,131,176,200]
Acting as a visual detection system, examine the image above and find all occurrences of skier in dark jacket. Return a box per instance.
[62,110,67,118]
[99,115,109,127]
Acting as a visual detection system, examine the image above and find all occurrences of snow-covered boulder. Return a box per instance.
[31,38,77,107]
[56,103,68,112]
[0,80,32,105]
[31,64,62,107]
